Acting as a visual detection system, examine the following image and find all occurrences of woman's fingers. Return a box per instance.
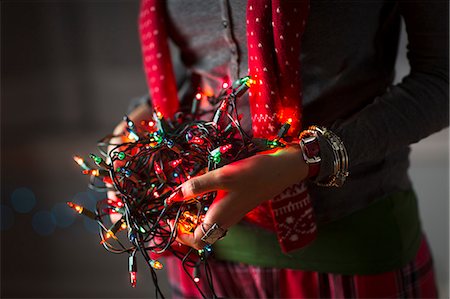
[174,191,245,249]
[176,225,207,250]
[169,168,225,202]
[202,191,251,229]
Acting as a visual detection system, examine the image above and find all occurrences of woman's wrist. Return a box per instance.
[270,145,309,185]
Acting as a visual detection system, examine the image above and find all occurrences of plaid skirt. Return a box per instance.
[165,237,438,298]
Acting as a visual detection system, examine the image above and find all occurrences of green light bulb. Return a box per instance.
[213,153,221,164]
[117,152,126,160]
[153,132,163,143]
[89,154,103,165]
[240,76,250,84]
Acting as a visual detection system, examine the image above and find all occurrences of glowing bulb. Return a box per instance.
[287,118,293,124]
[246,78,256,86]
[150,260,163,270]
[222,82,229,89]
[73,155,90,170]
[169,159,182,168]
[154,161,163,174]
[67,201,83,214]
[73,155,84,166]
[82,169,100,176]
[117,152,126,160]
[127,130,139,141]
[195,92,202,100]
[190,136,204,145]
[67,201,96,219]
[100,229,119,244]
[194,277,200,283]
[120,222,127,230]
[219,144,232,154]
[130,271,137,288]
[156,111,163,119]
[149,121,155,127]
[90,154,102,164]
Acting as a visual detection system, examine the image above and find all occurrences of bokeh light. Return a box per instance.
[51,202,76,228]
[11,187,36,213]
[32,211,56,236]
[83,218,99,234]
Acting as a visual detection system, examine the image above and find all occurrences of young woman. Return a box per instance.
[113,0,448,297]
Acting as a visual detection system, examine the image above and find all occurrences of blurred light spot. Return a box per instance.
[0,204,14,230]
[11,187,36,213]
[87,188,106,202]
[51,203,76,228]
[83,218,98,234]
[73,191,96,211]
[32,211,56,236]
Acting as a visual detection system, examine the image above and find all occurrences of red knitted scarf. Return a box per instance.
[139,0,316,252]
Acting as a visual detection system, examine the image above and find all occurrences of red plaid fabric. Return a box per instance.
[165,237,438,298]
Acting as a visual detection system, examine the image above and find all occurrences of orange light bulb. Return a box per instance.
[150,260,163,270]
[67,202,84,214]
[73,155,84,166]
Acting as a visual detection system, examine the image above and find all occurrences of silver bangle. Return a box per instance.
[308,126,349,187]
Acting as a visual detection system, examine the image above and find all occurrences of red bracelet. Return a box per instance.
[299,133,321,178]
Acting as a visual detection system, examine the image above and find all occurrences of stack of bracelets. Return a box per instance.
[299,126,349,187]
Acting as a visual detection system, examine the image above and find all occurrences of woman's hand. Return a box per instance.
[172,146,309,250]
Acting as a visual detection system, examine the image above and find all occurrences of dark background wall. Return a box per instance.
[1,1,448,298]
[1,1,171,298]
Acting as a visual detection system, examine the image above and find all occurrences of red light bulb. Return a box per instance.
[190,136,204,145]
[169,159,182,168]
[130,271,137,288]
[219,144,232,154]
[154,161,163,175]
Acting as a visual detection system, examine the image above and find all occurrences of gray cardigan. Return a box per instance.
[139,0,448,223]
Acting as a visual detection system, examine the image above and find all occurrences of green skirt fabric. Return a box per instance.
[212,190,422,275]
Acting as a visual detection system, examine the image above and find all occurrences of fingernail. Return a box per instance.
[166,188,184,205]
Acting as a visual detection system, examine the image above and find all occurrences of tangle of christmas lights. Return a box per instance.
[68,76,293,298]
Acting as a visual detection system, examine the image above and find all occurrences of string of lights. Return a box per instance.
[68,76,294,298]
